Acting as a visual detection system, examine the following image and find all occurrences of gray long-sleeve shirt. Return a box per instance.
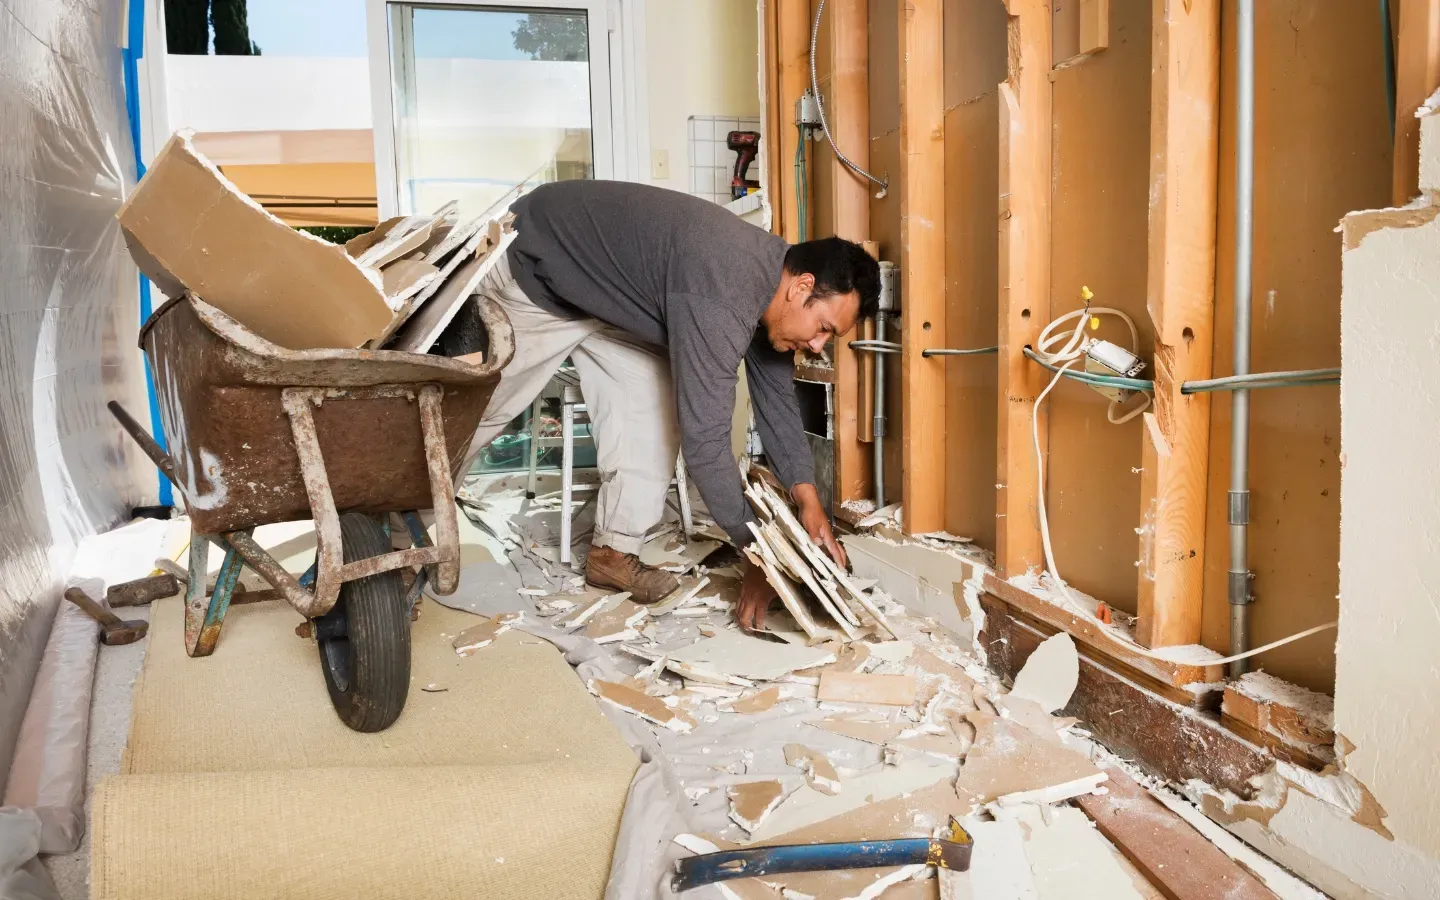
[506,180,814,548]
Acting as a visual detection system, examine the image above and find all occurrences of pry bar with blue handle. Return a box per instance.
[672,819,972,892]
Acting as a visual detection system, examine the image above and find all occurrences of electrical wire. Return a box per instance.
[1032,303,1152,425]
[794,123,809,242]
[1028,302,1339,666]
[1181,368,1340,394]
[810,0,888,197]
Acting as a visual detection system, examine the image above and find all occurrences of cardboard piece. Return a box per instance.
[118,132,393,350]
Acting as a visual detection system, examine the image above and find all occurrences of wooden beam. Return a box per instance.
[983,573,1224,691]
[1080,0,1110,55]
[898,0,946,535]
[775,0,812,243]
[762,0,784,233]
[1135,0,1220,649]
[1393,0,1440,205]
[994,0,1052,573]
[831,0,873,508]
[1075,767,1280,900]
[978,595,1272,798]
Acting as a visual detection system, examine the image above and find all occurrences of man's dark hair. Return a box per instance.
[783,237,880,319]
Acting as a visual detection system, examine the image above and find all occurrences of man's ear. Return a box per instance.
[790,272,816,303]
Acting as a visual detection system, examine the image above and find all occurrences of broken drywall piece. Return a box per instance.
[452,612,521,656]
[953,715,1104,814]
[817,672,918,706]
[117,132,392,350]
[744,542,825,640]
[621,644,755,688]
[357,216,436,269]
[387,226,516,353]
[807,717,968,760]
[1007,632,1078,713]
[784,744,842,795]
[996,695,1074,745]
[649,575,713,615]
[728,780,786,833]
[379,257,441,309]
[668,630,837,683]
[588,678,696,733]
[1009,804,1145,900]
[639,534,722,572]
[559,592,628,630]
[746,760,956,844]
[730,685,782,714]
[584,597,648,644]
[941,816,1039,900]
[867,641,914,663]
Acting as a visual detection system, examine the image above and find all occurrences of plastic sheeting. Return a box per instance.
[0,0,151,782]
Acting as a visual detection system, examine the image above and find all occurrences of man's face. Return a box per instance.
[764,274,861,354]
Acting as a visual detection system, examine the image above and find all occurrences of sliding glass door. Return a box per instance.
[369,0,615,217]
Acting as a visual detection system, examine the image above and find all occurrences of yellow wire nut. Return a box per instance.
[1080,285,1094,301]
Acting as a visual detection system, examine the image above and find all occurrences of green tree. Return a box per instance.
[211,0,257,55]
[512,13,587,62]
[165,0,209,54]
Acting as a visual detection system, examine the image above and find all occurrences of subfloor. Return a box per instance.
[42,468,1279,899]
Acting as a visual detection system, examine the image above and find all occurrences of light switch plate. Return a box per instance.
[651,149,670,180]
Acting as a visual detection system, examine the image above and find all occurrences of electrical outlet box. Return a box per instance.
[795,91,821,128]
[1083,339,1146,403]
[651,149,669,181]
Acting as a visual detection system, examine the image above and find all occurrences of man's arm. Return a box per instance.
[664,294,759,549]
[743,334,815,491]
[743,337,847,569]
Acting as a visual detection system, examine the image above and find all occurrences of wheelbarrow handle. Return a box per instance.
[108,401,181,491]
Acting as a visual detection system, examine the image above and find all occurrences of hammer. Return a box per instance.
[64,585,149,646]
[672,818,973,892]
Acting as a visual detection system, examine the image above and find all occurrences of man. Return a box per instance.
[466,180,879,631]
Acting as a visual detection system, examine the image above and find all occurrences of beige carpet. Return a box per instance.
[92,595,638,899]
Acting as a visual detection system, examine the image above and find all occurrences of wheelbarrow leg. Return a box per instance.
[184,528,248,657]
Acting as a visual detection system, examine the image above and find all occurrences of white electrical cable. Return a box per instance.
[1030,304,1338,666]
[809,0,889,197]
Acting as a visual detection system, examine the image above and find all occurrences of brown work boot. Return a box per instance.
[586,545,680,605]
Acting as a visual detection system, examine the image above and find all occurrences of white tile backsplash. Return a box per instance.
[687,115,763,205]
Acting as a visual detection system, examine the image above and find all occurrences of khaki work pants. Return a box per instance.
[464,250,681,556]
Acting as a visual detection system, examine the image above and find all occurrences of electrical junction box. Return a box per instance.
[795,91,822,129]
[1083,339,1146,404]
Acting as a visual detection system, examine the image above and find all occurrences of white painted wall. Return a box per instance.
[1336,189,1440,863]
[645,0,761,193]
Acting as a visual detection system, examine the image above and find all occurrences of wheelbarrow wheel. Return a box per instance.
[316,513,411,732]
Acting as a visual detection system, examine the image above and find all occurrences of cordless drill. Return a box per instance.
[727,130,761,200]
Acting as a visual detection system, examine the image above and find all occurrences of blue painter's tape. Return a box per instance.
[121,0,172,506]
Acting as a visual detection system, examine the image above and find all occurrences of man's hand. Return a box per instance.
[736,559,779,632]
[792,483,848,569]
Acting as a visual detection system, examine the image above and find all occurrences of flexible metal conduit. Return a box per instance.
[1229,0,1257,676]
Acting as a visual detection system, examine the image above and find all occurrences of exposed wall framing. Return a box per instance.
[766,0,1388,692]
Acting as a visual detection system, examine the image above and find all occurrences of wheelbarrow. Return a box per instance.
[110,293,513,732]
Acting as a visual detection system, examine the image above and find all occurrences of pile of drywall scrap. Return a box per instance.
[742,472,897,642]
[118,131,516,355]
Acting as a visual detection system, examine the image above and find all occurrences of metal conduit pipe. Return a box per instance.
[873,311,888,510]
[1229,0,1257,676]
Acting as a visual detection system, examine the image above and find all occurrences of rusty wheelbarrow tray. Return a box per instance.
[111,293,513,731]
